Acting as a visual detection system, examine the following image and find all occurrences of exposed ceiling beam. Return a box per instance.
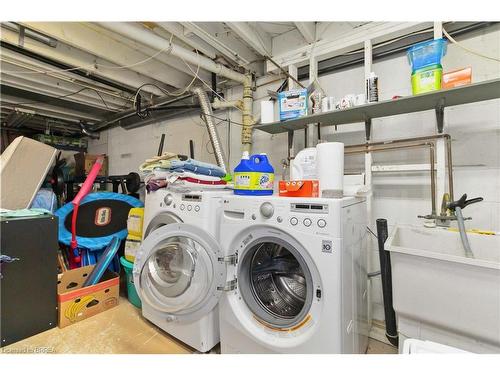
[97,22,247,84]
[1,108,76,129]
[179,22,251,66]
[0,26,165,97]
[88,23,211,82]
[266,22,432,72]
[1,72,123,112]
[1,85,110,117]
[1,96,102,122]
[0,49,133,103]
[1,59,131,110]
[294,22,316,44]
[20,22,194,90]
[152,22,218,59]
[0,104,79,125]
[0,85,110,124]
[225,22,272,57]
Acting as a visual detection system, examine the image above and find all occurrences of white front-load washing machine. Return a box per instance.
[134,189,231,352]
[218,195,369,354]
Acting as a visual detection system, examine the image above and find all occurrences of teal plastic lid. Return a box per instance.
[120,256,134,269]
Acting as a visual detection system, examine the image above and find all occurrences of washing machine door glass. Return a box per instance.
[238,234,314,329]
[138,223,226,320]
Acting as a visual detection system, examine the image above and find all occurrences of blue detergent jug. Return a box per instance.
[234,152,274,196]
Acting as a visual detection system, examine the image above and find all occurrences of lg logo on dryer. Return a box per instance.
[322,240,333,253]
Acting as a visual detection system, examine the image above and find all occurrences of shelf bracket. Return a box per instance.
[287,130,294,161]
[435,98,445,133]
[365,118,372,141]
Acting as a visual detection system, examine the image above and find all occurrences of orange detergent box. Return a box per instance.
[279,180,319,197]
[442,67,472,89]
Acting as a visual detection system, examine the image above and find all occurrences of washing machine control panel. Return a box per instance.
[247,201,331,232]
[259,202,274,218]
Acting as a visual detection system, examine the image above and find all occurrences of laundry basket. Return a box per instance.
[120,256,141,308]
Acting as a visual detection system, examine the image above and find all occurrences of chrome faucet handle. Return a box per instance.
[447,194,483,211]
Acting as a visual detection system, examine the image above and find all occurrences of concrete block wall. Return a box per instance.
[89,23,500,323]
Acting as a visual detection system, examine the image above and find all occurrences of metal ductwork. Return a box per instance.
[191,87,227,173]
[79,121,100,139]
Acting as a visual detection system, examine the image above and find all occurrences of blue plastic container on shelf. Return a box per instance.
[234,152,274,196]
[407,38,447,71]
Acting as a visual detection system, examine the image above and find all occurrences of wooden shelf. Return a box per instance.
[254,78,500,135]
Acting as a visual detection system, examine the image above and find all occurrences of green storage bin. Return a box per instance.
[411,64,442,95]
[120,256,141,308]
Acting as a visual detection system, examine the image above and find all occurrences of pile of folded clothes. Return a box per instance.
[139,152,232,192]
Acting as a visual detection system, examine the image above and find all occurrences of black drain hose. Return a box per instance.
[376,218,399,347]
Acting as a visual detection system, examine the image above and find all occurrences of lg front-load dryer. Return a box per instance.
[134,189,231,352]
[218,195,369,354]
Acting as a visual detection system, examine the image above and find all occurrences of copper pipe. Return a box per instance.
[345,141,437,216]
[345,133,453,202]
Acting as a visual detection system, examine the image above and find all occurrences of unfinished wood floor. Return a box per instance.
[2,297,397,354]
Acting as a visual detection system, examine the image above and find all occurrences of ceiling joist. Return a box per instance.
[225,22,272,57]
[20,22,194,90]
[294,22,316,44]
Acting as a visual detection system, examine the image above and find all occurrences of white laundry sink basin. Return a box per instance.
[386,225,500,353]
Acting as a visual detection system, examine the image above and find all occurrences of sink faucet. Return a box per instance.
[424,193,475,227]
[447,194,484,258]
[436,193,452,227]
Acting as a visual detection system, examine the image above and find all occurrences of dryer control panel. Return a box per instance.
[161,193,203,215]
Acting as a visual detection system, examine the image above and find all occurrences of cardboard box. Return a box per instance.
[279,180,319,197]
[442,67,472,89]
[57,265,119,328]
[0,136,57,209]
[74,153,108,177]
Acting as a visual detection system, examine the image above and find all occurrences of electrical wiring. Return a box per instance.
[180,55,244,114]
[203,113,244,126]
[165,31,245,115]
[367,226,378,239]
[204,119,226,155]
[442,27,500,63]
[132,41,201,117]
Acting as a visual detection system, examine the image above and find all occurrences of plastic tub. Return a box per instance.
[120,256,141,308]
[411,64,442,95]
[386,225,500,353]
[407,39,447,71]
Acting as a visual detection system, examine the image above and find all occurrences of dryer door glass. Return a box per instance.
[238,237,314,329]
[138,223,226,319]
[145,237,196,298]
[144,212,181,238]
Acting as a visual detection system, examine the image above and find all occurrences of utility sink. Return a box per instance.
[386,225,500,353]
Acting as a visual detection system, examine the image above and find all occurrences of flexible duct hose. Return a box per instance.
[455,207,474,258]
[192,87,227,173]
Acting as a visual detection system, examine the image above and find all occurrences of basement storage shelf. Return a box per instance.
[254,78,500,135]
